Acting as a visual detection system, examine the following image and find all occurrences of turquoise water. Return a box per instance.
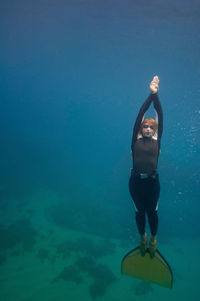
[0,0,200,300]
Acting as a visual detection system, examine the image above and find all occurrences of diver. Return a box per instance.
[129,76,163,258]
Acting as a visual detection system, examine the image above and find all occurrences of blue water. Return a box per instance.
[0,0,200,300]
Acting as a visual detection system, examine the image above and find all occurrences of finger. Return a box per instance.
[153,76,159,83]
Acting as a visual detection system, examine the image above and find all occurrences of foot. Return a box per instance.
[150,76,159,94]
[149,235,157,258]
[140,233,147,256]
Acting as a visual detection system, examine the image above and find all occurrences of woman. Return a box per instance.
[129,76,163,258]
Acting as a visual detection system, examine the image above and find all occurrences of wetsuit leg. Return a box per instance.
[129,175,146,235]
[145,176,160,236]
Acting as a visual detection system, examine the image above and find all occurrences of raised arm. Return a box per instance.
[131,75,163,152]
[131,93,154,151]
[152,93,163,142]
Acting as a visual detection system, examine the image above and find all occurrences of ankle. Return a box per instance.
[141,233,147,242]
[150,234,156,242]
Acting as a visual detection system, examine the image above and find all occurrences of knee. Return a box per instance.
[147,210,158,221]
[136,210,145,219]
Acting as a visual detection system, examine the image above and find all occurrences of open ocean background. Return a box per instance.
[0,0,200,300]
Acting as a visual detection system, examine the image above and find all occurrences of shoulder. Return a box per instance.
[137,134,143,139]
[152,130,158,140]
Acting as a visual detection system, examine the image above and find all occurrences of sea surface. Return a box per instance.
[0,0,200,300]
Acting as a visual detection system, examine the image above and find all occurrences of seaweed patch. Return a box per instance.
[55,237,115,259]
[88,263,117,300]
[0,218,37,252]
[52,265,83,285]
[52,255,117,300]
[75,256,117,300]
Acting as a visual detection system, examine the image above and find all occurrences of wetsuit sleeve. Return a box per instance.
[152,93,163,143]
[131,93,154,152]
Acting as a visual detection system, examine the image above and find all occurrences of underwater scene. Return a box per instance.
[0,0,200,300]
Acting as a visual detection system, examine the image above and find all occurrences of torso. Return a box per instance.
[133,138,159,176]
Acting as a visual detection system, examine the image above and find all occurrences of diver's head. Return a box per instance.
[140,118,157,138]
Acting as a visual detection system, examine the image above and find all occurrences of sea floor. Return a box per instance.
[0,188,200,301]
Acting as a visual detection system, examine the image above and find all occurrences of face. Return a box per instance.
[141,123,156,138]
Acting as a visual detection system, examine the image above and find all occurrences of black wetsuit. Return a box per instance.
[129,93,163,236]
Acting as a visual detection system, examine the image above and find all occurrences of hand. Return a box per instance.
[150,76,159,94]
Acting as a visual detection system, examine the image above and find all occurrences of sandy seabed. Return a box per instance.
[0,189,200,301]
